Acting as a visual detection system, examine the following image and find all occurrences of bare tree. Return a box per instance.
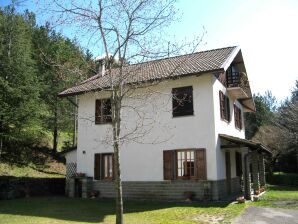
[41,0,203,223]
[253,98,298,173]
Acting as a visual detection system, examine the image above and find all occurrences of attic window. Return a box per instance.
[219,91,230,122]
[172,86,193,117]
[95,99,112,124]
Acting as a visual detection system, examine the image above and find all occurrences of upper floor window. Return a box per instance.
[172,86,193,117]
[226,65,240,87]
[95,99,112,124]
[219,91,230,122]
[234,104,242,130]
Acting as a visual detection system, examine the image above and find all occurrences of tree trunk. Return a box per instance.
[0,115,3,158]
[112,88,124,224]
[53,106,58,153]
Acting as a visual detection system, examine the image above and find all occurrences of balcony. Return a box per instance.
[226,72,250,99]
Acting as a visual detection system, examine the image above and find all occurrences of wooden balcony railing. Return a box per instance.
[226,72,250,98]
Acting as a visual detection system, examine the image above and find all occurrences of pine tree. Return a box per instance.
[0,4,41,158]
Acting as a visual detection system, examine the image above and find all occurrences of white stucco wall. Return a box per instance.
[76,74,221,181]
[75,73,248,181]
[65,150,77,164]
[212,76,246,179]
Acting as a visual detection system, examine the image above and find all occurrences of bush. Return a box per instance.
[266,172,298,186]
[0,176,65,199]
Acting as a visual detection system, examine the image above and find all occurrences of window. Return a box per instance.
[226,65,240,87]
[172,86,193,117]
[235,152,242,177]
[219,91,230,122]
[177,150,195,179]
[94,153,114,180]
[95,99,112,124]
[103,154,113,179]
[234,104,242,130]
[163,149,206,180]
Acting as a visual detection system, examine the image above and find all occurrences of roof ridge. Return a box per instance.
[128,46,238,67]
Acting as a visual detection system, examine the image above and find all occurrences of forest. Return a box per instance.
[0,4,297,175]
[0,4,96,174]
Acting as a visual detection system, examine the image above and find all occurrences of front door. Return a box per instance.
[225,152,231,195]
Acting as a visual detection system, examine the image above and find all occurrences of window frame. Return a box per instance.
[172,86,194,117]
[94,153,114,180]
[102,153,113,180]
[163,148,206,181]
[95,98,112,124]
[176,150,196,179]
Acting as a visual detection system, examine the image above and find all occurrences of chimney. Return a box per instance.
[100,59,105,77]
[95,55,106,76]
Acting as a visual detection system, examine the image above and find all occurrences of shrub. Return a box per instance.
[266,172,298,186]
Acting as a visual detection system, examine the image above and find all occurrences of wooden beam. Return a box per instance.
[221,144,245,149]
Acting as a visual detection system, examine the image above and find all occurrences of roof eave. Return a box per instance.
[219,134,272,155]
[58,68,225,97]
[220,46,241,71]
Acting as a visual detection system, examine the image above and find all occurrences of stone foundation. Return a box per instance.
[67,177,241,201]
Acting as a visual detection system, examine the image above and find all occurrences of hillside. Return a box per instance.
[0,160,65,178]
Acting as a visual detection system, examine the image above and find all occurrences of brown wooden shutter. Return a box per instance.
[94,153,101,180]
[226,97,231,122]
[219,91,224,119]
[234,104,238,128]
[195,149,207,180]
[95,100,101,124]
[163,150,174,180]
[234,104,242,129]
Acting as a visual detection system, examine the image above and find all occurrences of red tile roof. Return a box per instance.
[59,46,238,96]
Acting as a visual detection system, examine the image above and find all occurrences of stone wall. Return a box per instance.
[67,177,242,201]
[93,180,213,200]
[210,177,241,200]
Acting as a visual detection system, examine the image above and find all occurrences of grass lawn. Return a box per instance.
[254,185,298,209]
[0,185,296,224]
[0,197,245,224]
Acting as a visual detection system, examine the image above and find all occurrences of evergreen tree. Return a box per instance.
[0,3,95,162]
[0,4,42,158]
[32,25,95,152]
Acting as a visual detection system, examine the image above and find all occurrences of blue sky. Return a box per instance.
[1,0,298,101]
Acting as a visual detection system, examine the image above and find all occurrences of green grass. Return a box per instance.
[0,162,64,178]
[0,197,246,224]
[0,185,297,224]
[255,185,298,209]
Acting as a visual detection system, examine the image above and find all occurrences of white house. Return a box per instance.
[60,46,271,200]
